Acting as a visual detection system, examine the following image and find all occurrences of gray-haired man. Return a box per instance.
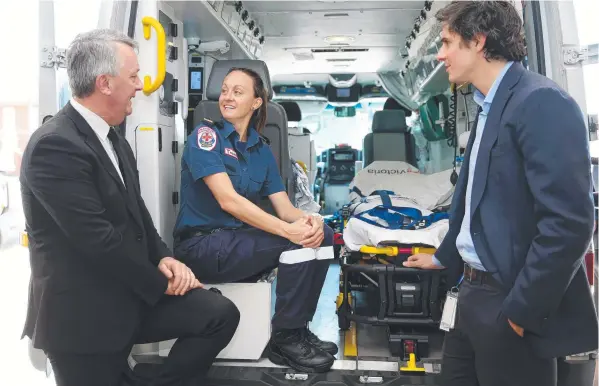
[20,28,240,386]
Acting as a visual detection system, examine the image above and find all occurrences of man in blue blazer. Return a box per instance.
[404,2,598,385]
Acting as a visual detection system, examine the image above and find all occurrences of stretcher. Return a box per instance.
[343,160,454,254]
[335,162,454,371]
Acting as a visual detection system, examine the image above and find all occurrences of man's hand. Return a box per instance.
[158,257,203,296]
[508,319,524,337]
[300,214,325,248]
[402,253,445,269]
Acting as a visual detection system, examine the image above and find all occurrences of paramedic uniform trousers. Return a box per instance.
[441,276,557,386]
[175,225,334,329]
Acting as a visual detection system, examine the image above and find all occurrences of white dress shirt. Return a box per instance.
[70,98,125,185]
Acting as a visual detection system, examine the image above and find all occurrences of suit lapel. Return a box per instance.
[469,63,524,217]
[460,109,480,186]
[64,103,144,229]
[450,108,480,217]
[65,103,125,192]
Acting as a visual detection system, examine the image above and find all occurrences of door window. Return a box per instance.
[0,1,104,384]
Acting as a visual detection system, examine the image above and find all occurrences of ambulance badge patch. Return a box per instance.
[224,148,238,159]
[197,126,217,151]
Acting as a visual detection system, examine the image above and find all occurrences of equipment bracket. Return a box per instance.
[40,46,67,69]
[563,44,598,66]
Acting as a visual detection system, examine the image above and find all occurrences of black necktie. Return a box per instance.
[107,128,146,227]
[107,127,128,189]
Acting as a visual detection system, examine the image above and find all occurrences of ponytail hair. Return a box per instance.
[226,67,268,133]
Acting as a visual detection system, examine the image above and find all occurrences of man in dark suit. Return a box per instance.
[20,29,240,386]
[403,2,598,385]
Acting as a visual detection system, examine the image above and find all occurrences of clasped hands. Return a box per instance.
[158,256,203,296]
[283,213,325,248]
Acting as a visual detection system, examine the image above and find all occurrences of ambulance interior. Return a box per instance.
[25,0,597,384]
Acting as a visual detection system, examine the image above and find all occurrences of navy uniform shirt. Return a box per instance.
[174,119,285,234]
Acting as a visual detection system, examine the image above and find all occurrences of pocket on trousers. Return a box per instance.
[496,309,523,338]
[177,236,221,280]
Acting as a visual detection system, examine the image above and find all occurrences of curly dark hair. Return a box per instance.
[435,1,526,62]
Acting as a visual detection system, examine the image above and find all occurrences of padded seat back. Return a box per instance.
[193,60,292,200]
[363,110,415,167]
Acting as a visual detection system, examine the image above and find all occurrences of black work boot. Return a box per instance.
[304,327,339,355]
[267,328,335,373]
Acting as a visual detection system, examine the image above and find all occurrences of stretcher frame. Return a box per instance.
[335,243,449,372]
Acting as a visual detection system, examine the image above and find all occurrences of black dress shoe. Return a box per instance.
[304,328,339,355]
[121,362,162,385]
[267,329,334,373]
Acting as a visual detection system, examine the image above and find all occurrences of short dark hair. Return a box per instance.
[226,67,268,133]
[435,1,526,62]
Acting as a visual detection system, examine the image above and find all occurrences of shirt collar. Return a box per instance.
[70,98,111,139]
[473,61,514,113]
[220,119,235,138]
[221,119,260,148]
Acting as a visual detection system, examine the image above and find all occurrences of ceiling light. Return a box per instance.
[324,35,355,44]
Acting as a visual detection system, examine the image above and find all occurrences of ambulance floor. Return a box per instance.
[205,260,445,385]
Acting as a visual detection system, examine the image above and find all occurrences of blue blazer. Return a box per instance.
[436,62,598,358]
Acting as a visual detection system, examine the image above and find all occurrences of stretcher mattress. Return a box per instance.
[344,161,455,251]
[343,196,449,251]
[349,161,456,210]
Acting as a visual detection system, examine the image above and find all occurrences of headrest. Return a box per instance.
[383,97,412,117]
[372,110,407,133]
[383,97,401,110]
[206,59,273,101]
[279,101,302,122]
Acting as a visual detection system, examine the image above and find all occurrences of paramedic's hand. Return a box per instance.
[159,257,203,295]
[403,253,445,269]
[508,319,524,337]
[283,218,312,245]
[300,214,325,248]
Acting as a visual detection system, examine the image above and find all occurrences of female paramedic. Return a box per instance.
[173,67,337,373]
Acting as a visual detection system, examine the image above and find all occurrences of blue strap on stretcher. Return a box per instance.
[350,188,448,230]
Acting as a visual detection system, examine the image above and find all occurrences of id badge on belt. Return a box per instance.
[439,275,463,332]
[440,288,458,331]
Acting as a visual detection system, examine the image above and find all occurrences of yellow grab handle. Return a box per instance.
[360,246,399,256]
[142,16,166,96]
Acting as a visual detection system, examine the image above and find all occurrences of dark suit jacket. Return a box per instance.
[20,102,170,354]
[436,62,598,358]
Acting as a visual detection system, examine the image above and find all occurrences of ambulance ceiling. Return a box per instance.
[242,1,425,84]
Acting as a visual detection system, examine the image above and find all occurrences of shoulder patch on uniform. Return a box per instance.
[197,126,217,151]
